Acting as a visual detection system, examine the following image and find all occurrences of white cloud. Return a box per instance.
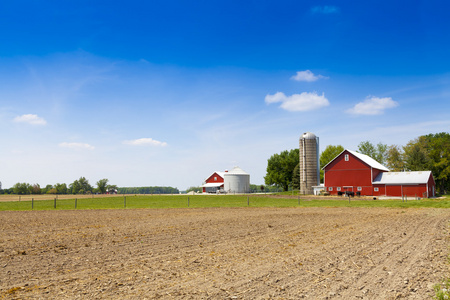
[347,96,399,115]
[59,142,95,150]
[122,138,168,147]
[13,114,47,125]
[291,70,328,82]
[265,91,330,111]
[311,6,340,14]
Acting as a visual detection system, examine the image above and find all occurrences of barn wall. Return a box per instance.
[324,151,374,195]
[205,172,224,184]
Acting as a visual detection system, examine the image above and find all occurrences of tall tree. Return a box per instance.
[418,132,450,194]
[403,139,431,171]
[97,178,109,194]
[70,177,93,194]
[319,145,344,182]
[264,149,299,191]
[13,182,31,195]
[55,183,68,194]
[375,142,388,165]
[292,163,300,190]
[357,141,377,160]
[358,141,388,165]
[386,145,404,171]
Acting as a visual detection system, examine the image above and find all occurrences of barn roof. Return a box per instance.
[201,182,225,188]
[204,171,225,181]
[322,149,389,172]
[347,150,390,172]
[373,171,433,184]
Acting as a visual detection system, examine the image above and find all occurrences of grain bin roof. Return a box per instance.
[225,166,249,175]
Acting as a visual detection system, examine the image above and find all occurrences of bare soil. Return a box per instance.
[0,207,448,299]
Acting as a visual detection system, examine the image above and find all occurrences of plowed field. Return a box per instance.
[0,207,448,299]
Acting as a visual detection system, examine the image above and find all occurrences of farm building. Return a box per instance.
[201,171,225,193]
[201,166,250,194]
[223,166,250,193]
[323,149,435,198]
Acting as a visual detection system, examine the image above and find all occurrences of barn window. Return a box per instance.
[328,187,333,191]
[374,187,379,192]
[357,187,362,191]
[345,154,349,161]
[214,177,217,181]
[337,187,341,191]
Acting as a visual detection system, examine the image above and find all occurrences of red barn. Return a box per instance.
[201,171,225,193]
[373,171,435,198]
[323,149,435,198]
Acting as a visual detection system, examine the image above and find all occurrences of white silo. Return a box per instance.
[299,132,320,194]
[224,166,250,193]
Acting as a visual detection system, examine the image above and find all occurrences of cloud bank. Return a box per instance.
[265,91,330,111]
[13,114,47,125]
[291,70,328,82]
[59,142,95,150]
[347,96,399,115]
[123,138,168,147]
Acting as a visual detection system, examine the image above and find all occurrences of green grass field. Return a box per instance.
[0,194,449,211]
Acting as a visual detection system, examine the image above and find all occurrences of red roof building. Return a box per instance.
[201,171,225,193]
[323,149,435,198]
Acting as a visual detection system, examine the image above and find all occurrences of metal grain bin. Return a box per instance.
[224,166,250,193]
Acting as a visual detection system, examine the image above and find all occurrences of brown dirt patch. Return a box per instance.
[0,207,448,299]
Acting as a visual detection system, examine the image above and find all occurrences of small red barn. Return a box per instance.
[201,171,225,193]
[323,149,435,198]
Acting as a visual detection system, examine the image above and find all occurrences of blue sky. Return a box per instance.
[1,1,449,190]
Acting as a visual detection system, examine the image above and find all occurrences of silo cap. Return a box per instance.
[301,132,317,139]
[225,166,249,175]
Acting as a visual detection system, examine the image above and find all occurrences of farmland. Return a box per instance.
[0,204,449,299]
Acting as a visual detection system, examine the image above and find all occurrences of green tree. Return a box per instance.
[358,141,388,165]
[13,182,31,195]
[416,132,450,194]
[375,142,388,165]
[55,183,68,194]
[292,163,300,190]
[96,178,109,194]
[319,145,344,182]
[357,141,377,160]
[42,184,53,194]
[70,177,93,194]
[386,145,404,171]
[403,139,431,171]
[264,149,299,191]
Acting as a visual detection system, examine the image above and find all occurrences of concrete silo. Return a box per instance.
[224,166,250,193]
[299,132,319,194]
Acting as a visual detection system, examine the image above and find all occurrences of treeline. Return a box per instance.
[118,186,179,194]
[265,132,450,194]
[1,177,118,195]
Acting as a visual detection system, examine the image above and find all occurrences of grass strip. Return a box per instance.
[0,194,449,211]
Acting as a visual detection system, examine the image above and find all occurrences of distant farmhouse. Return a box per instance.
[323,149,435,198]
[202,171,226,193]
[202,167,250,194]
